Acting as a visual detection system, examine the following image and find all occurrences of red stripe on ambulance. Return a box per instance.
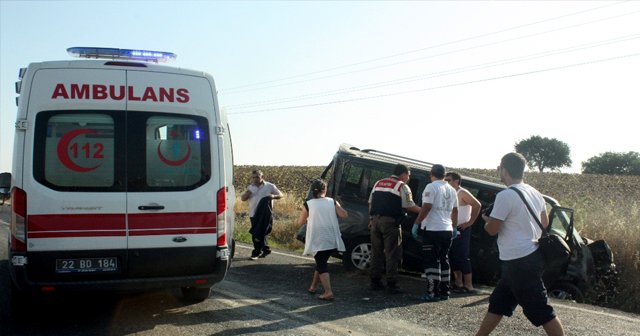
[27,212,215,238]
[28,214,126,231]
[28,231,125,238]
[129,228,216,236]
[128,212,216,230]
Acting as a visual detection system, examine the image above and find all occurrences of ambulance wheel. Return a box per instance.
[181,286,212,302]
[9,281,32,320]
[231,239,236,259]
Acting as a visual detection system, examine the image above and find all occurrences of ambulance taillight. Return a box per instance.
[216,187,227,248]
[10,188,27,252]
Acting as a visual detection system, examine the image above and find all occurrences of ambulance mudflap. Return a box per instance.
[9,47,234,303]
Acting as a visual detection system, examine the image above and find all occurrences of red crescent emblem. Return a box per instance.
[157,141,192,166]
[56,128,102,172]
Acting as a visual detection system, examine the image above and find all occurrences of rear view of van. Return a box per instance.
[9,47,234,302]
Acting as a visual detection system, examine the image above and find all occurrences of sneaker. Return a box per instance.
[258,249,271,258]
[250,251,260,260]
[437,294,449,301]
[420,293,440,302]
[370,280,385,291]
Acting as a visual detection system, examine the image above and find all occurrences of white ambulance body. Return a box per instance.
[9,47,234,302]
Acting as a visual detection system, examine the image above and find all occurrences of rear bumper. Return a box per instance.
[9,250,230,292]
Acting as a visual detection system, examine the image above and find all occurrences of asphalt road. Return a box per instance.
[1,202,639,335]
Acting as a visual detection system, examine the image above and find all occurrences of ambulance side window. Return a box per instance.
[34,111,121,191]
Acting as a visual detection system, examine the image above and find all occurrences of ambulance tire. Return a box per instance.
[228,239,236,270]
[231,239,236,259]
[181,286,212,303]
[9,281,31,320]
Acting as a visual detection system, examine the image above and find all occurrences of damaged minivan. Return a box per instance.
[298,143,617,302]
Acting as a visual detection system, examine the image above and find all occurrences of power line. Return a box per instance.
[226,53,639,115]
[221,1,629,93]
[222,9,640,95]
[225,34,639,110]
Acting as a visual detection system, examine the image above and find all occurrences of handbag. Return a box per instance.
[509,187,570,270]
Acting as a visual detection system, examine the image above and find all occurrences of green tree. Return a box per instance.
[514,136,572,172]
[582,151,640,175]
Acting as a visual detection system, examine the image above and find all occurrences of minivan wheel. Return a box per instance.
[548,282,584,303]
[181,286,212,303]
[343,237,372,271]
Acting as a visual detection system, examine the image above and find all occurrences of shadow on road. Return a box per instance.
[1,250,442,336]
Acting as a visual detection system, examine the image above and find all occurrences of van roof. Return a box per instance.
[25,59,207,78]
[335,143,560,205]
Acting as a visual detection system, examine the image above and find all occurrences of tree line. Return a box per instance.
[515,135,640,175]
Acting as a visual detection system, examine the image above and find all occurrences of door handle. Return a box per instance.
[138,204,165,210]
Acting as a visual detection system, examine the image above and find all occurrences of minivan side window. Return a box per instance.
[367,168,388,195]
[341,163,364,198]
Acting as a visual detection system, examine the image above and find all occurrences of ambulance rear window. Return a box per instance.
[36,113,117,189]
[33,111,211,192]
[144,116,207,188]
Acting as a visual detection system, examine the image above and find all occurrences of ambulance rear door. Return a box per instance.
[124,69,220,278]
[25,66,128,280]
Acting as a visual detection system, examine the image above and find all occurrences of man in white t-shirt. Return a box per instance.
[475,153,565,336]
[241,170,283,260]
[413,164,458,302]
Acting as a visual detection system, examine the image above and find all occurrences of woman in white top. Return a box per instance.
[298,179,348,301]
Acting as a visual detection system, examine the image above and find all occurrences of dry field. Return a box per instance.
[233,165,640,314]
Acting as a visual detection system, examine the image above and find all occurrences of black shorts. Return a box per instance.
[488,249,556,327]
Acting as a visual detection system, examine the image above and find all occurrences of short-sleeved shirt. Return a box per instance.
[420,180,458,231]
[490,183,546,261]
[247,181,281,217]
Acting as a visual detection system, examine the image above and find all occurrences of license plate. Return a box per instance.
[55,257,118,273]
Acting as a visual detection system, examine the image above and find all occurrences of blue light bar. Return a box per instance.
[67,47,177,63]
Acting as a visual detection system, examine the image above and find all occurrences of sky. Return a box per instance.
[1,1,639,175]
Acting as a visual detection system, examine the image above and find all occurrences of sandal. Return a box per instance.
[307,288,317,294]
[318,295,334,301]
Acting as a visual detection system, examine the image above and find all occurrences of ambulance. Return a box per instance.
[9,47,235,302]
